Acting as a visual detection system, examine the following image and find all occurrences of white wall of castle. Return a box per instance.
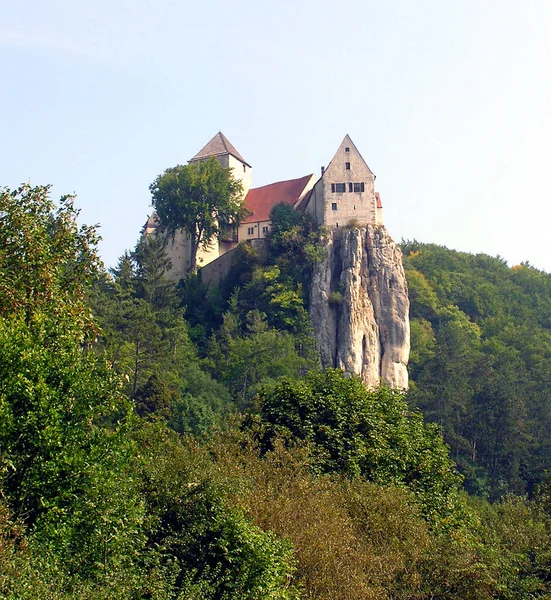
[218,154,252,197]
[161,229,220,281]
[319,139,378,228]
[237,220,271,241]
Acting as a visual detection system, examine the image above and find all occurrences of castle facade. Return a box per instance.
[145,132,384,281]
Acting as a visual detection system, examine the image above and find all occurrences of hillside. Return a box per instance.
[3,186,551,598]
[403,241,551,498]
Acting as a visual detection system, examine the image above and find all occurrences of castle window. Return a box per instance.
[262,226,269,233]
[345,147,350,152]
[247,227,254,235]
[345,162,351,170]
[332,202,337,211]
[334,183,346,193]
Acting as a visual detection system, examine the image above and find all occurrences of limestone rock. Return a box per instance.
[309,225,410,388]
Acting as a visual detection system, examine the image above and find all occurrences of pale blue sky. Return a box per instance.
[1,1,550,270]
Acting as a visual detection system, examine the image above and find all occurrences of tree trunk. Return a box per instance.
[132,340,140,397]
[189,231,198,273]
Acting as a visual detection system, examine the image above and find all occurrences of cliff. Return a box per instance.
[309,225,410,388]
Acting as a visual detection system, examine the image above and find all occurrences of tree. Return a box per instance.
[0,184,101,332]
[0,185,144,582]
[150,157,246,273]
[254,369,463,525]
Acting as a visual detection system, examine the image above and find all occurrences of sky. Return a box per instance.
[1,0,550,271]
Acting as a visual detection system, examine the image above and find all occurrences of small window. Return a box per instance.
[361,182,365,192]
[243,165,246,172]
[353,182,362,192]
[262,226,269,233]
[334,183,346,193]
[348,182,353,192]
[345,147,350,152]
[345,162,351,170]
[331,183,335,193]
[332,202,337,211]
[247,227,254,235]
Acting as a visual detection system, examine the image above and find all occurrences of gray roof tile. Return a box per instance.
[190,132,251,167]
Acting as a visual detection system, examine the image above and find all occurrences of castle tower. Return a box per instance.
[189,132,252,196]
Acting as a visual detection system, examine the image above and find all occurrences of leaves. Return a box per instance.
[254,369,463,525]
[150,158,245,272]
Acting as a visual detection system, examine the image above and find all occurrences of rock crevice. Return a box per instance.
[309,225,410,388]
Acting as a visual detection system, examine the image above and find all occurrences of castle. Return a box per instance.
[145,132,384,282]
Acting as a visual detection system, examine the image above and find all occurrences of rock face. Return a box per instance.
[309,225,410,388]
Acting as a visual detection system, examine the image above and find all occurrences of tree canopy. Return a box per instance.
[149,157,246,273]
[253,369,463,525]
[403,241,551,498]
[6,181,551,598]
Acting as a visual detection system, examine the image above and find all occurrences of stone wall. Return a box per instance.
[199,239,267,288]
[320,136,377,228]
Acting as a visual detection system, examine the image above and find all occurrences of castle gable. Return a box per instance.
[323,134,374,180]
[303,134,378,228]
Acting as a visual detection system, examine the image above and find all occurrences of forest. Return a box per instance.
[3,183,551,599]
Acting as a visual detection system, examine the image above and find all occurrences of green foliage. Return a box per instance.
[8,181,551,598]
[91,240,236,433]
[133,423,300,600]
[0,184,101,330]
[467,495,551,599]
[206,308,318,407]
[254,369,463,525]
[0,185,145,589]
[168,361,234,435]
[150,157,246,272]
[403,242,551,498]
[202,424,551,600]
[133,235,176,310]
[268,203,327,295]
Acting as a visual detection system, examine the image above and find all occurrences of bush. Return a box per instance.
[253,369,463,525]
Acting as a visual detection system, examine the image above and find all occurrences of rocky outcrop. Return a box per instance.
[309,225,410,388]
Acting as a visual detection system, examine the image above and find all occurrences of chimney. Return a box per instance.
[321,166,325,176]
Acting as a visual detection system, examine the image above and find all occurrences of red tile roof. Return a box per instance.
[243,174,314,224]
[375,192,383,209]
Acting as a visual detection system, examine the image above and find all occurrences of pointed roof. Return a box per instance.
[324,134,374,176]
[190,132,251,167]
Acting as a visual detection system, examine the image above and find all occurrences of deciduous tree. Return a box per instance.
[150,157,245,273]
